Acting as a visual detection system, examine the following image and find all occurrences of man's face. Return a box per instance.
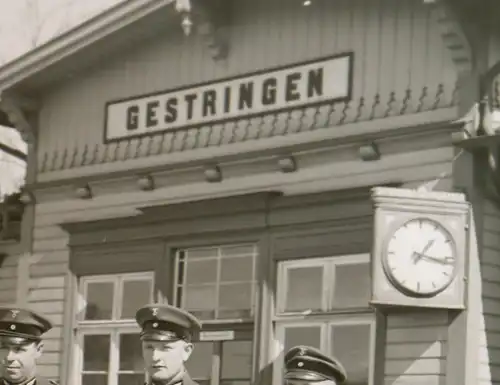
[0,341,42,383]
[142,339,193,383]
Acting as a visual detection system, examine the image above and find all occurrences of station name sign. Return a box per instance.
[104,53,353,142]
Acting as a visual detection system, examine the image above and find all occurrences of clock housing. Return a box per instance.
[371,187,469,310]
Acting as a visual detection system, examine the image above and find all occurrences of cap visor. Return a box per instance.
[140,332,183,342]
[284,370,329,382]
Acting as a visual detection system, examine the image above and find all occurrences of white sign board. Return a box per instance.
[199,330,235,341]
[104,53,353,142]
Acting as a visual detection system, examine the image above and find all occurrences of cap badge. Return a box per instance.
[152,322,159,328]
[9,324,15,331]
[297,362,304,367]
[10,310,19,319]
[151,308,158,317]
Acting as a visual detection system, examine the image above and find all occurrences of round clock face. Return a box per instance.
[382,218,457,297]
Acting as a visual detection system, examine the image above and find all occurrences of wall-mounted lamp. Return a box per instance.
[75,184,92,199]
[204,165,222,183]
[19,191,34,205]
[137,174,155,191]
[175,0,193,36]
[359,143,381,162]
[278,156,297,173]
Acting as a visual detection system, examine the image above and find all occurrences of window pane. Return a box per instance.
[221,381,251,385]
[185,342,213,380]
[121,279,153,319]
[118,374,145,385]
[184,285,217,311]
[119,334,143,371]
[330,324,371,385]
[186,260,218,285]
[331,263,370,308]
[221,341,253,379]
[186,247,218,260]
[220,244,255,257]
[82,374,107,385]
[83,334,110,371]
[284,267,323,312]
[220,257,254,282]
[283,325,321,353]
[85,282,114,320]
[219,283,253,310]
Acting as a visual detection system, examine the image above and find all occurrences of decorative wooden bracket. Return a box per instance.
[0,91,38,144]
[425,0,473,73]
[175,0,229,60]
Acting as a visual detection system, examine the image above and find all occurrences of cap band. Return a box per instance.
[284,370,330,382]
[286,357,346,383]
[0,335,38,346]
[0,322,43,338]
[140,321,191,341]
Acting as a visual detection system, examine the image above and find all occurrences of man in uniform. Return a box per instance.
[135,304,202,385]
[284,345,347,385]
[0,306,56,385]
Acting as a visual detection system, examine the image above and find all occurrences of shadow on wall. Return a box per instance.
[476,195,500,384]
[383,308,449,385]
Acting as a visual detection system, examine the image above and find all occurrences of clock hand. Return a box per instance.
[412,239,436,264]
[416,253,453,265]
[420,239,435,255]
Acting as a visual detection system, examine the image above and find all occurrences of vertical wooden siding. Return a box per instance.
[477,199,500,384]
[29,141,456,381]
[37,0,457,175]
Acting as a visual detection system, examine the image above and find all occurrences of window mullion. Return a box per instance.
[322,261,331,312]
[108,330,119,385]
[323,321,331,355]
[212,342,221,385]
[114,276,122,321]
[250,247,257,316]
[215,249,222,319]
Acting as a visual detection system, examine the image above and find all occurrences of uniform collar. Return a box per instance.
[3,377,36,385]
[149,371,195,385]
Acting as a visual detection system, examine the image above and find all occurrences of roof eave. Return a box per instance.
[0,0,175,94]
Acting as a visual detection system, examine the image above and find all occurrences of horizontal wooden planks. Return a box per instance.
[477,197,500,384]
[384,311,448,382]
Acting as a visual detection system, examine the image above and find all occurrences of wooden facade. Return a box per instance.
[0,0,499,384]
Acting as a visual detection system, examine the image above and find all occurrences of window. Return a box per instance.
[74,272,155,385]
[174,244,258,322]
[185,334,254,385]
[175,243,257,385]
[273,254,374,385]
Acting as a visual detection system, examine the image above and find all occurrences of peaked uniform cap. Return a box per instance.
[135,303,202,342]
[284,345,347,384]
[0,306,53,344]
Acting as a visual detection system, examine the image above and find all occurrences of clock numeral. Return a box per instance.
[416,282,421,292]
[445,239,451,244]
[431,282,437,289]
[442,271,450,276]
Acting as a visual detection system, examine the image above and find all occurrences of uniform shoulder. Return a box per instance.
[36,378,59,385]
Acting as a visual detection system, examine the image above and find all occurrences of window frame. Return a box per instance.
[173,243,259,324]
[273,314,376,385]
[273,254,375,385]
[72,272,155,385]
[275,253,371,316]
